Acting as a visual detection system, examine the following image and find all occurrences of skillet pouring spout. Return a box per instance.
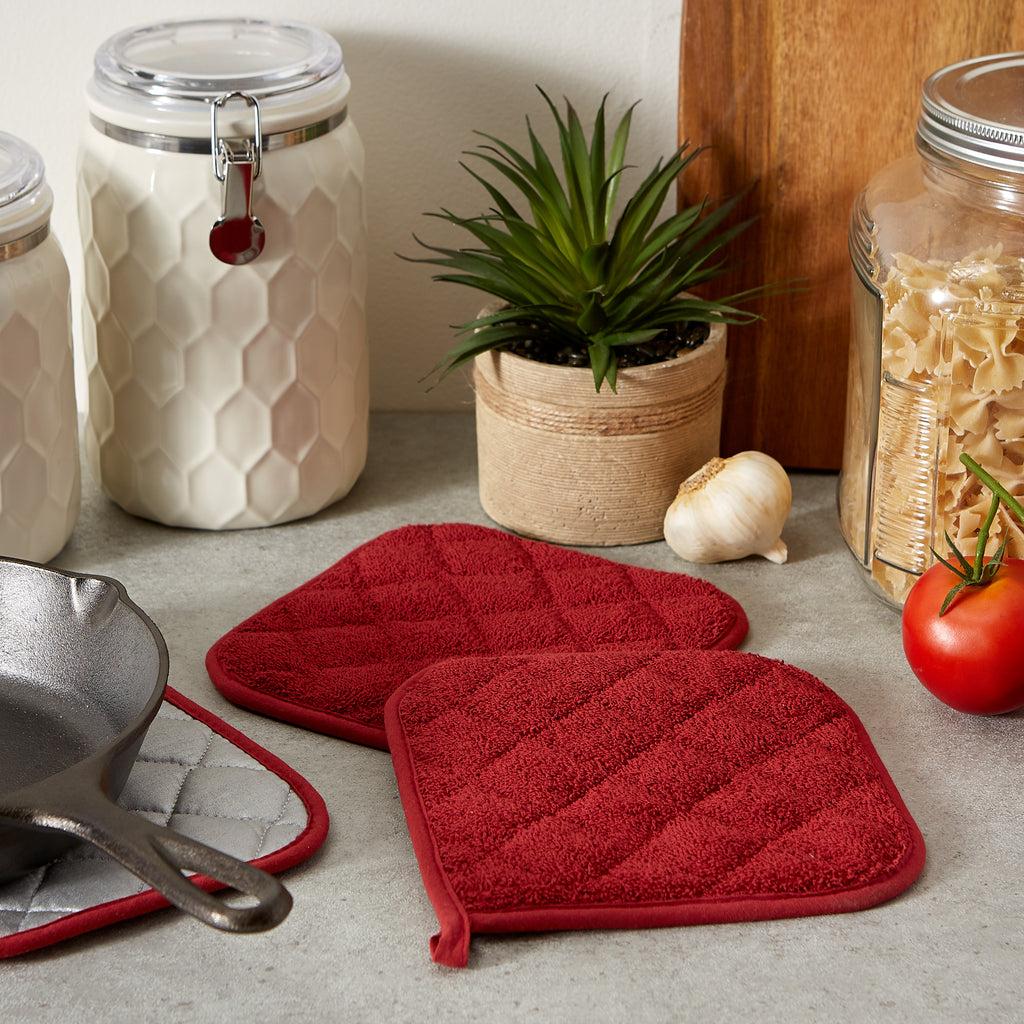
[0,557,292,933]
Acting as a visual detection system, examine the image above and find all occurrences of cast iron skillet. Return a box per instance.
[0,558,292,932]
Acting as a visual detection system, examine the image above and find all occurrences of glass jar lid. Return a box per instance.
[917,52,1024,175]
[87,18,349,139]
[0,133,51,250]
[0,133,43,210]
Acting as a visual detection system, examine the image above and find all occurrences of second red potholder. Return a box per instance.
[206,523,748,750]
[385,648,926,967]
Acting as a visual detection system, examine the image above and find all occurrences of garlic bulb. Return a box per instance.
[663,451,791,564]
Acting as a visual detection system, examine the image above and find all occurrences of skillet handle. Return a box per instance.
[107,818,294,933]
[15,792,293,933]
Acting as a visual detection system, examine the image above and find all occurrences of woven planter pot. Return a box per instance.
[472,320,727,546]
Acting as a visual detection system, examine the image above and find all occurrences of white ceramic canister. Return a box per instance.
[0,133,80,562]
[78,19,369,529]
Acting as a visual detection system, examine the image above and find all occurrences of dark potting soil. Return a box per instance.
[504,321,711,369]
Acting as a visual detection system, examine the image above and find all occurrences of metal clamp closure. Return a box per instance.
[209,92,266,265]
[211,91,263,181]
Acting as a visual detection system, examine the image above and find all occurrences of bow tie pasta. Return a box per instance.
[849,247,1024,604]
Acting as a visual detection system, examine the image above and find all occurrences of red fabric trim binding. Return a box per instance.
[203,656,393,751]
[0,687,330,959]
[386,689,471,966]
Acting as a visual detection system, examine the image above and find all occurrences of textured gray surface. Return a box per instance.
[0,412,1020,1023]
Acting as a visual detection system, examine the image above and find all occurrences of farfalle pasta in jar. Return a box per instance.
[840,53,1024,605]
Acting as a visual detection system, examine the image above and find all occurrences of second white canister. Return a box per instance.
[78,18,369,529]
[0,132,80,561]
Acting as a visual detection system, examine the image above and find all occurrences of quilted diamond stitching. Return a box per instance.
[386,647,925,964]
[405,652,841,901]
[208,523,747,746]
[562,716,860,904]
[0,700,309,938]
[240,528,732,665]
[426,524,570,645]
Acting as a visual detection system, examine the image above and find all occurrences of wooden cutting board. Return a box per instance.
[679,1,1024,468]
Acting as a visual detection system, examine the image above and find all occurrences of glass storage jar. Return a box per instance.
[78,18,368,530]
[0,132,80,562]
[839,52,1024,606]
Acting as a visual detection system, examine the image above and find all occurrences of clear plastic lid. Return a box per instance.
[87,18,350,138]
[0,132,52,244]
[917,52,1024,175]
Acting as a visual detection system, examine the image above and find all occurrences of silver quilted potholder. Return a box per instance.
[0,701,309,938]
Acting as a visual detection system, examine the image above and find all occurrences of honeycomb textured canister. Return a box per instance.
[0,128,80,564]
[77,125,369,530]
[0,236,80,561]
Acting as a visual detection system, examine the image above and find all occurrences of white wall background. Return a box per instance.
[1,0,682,413]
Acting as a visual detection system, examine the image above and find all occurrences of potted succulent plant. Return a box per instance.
[410,88,774,545]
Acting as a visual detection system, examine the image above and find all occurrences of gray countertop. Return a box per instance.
[1,412,1020,1024]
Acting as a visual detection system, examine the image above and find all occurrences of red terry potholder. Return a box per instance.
[384,648,926,968]
[206,523,748,750]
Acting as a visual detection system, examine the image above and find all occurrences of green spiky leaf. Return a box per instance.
[403,86,788,391]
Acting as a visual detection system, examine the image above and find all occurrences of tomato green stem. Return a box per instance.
[931,455,1018,614]
[974,489,1000,577]
[960,453,1024,528]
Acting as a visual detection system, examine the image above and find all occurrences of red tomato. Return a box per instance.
[902,557,1024,715]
